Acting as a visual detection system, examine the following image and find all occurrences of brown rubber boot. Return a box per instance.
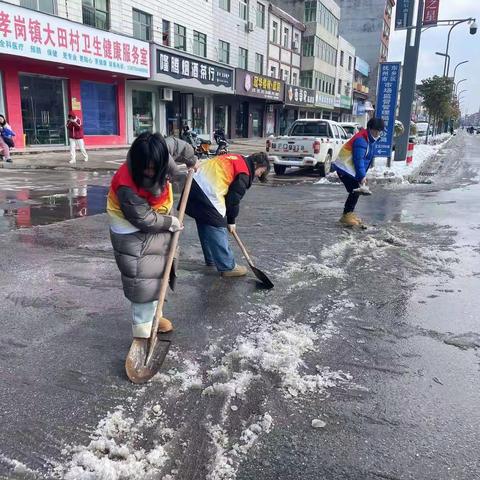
[340,212,361,227]
[158,317,173,333]
[221,265,248,277]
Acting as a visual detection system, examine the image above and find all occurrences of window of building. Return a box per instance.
[339,50,344,66]
[300,71,313,89]
[270,65,277,78]
[219,0,230,12]
[174,24,186,51]
[256,2,265,28]
[132,9,152,41]
[239,0,248,21]
[80,81,118,135]
[255,53,264,74]
[282,69,289,82]
[348,56,352,71]
[337,78,342,95]
[21,0,55,13]
[82,0,109,30]
[292,71,298,85]
[162,20,170,46]
[271,21,278,43]
[283,27,290,48]
[302,37,314,57]
[219,40,230,64]
[304,1,316,22]
[318,2,339,36]
[238,47,248,69]
[193,31,207,57]
[293,32,300,51]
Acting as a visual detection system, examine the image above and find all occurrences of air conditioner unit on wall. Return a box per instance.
[160,87,173,101]
[246,21,255,32]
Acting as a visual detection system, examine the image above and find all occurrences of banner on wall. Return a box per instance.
[0,3,150,77]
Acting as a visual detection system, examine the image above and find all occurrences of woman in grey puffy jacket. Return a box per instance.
[107,132,197,338]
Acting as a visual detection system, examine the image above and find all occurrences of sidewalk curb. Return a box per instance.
[0,163,118,172]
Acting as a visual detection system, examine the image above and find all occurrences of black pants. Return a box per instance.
[338,171,360,214]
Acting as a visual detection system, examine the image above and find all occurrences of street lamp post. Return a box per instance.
[455,79,467,94]
[435,52,450,76]
[442,19,477,77]
[453,60,469,83]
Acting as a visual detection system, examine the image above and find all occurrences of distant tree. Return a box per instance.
[417,76,455,133]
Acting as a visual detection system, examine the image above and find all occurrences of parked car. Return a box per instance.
[340,122,362,138]
[266,119,349,176]
[415,122,432,139]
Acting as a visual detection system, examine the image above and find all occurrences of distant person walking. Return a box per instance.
[333,117,385,227]
[66,111,88,164]
[0,114,15,149]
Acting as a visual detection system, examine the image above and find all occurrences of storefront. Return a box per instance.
[233,69,285,138]
[0,72,5,117]
[141,45,234,141]
[0,3,150,148]
[281,85,317,134]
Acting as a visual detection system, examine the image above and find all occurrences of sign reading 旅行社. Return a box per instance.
[0,3,150,77]
[375,62,401,158]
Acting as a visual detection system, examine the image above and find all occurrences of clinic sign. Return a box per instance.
[235,69,284,101]
[0,3,150,77]
[284,85,316,107]
[375,62,401,158]
[395,0,413,30]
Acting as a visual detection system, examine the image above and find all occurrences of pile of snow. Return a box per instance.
[0,455,37,478]
[54,406,171,480]
[206,414,273,480]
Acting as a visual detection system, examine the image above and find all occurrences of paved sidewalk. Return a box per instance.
[1,139,268,171]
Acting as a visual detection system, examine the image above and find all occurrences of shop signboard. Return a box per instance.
[284,85,316,107]
[235,69,284,101]
[0,3,150,77]
[340,95,352,109]
[155,48,233,89]
[375,62,401,157]
[355,56,370,77]
[315,92,335,110]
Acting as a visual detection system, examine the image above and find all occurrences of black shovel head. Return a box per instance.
[251,265,274,289]
[125,334,172,384]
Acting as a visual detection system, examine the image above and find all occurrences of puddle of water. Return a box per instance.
[0,185,108,233]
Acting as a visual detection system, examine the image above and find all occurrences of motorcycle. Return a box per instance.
[213,128,229,155]
[180,126,229,158]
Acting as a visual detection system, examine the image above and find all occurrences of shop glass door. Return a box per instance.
[132,90,153,137]
[252,106,264,137]
[192,96,205,134]
[20,74,67,145]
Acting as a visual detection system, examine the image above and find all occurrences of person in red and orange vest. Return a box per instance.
[185,152,270,277]
[107,133,198,339]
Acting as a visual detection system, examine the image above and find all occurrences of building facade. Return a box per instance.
[352,56,370,126]
[336,0,395,103]
[334,35,355,122]
[0,0,151,148]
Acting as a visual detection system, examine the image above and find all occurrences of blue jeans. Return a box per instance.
[196,221,236,272]
[131,301,157,338]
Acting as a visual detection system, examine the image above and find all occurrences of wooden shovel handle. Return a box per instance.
[231,229,255,268]
[155,169,194,319]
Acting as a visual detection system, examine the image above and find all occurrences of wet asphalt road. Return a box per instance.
[0,134,479,480]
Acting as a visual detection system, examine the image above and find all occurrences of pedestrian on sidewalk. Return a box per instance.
[185,152,270,277]
[0,115,16,149]
[333,117,384,227]
[0,134,12,163]
[66,112,88,164]
[108,133,198,338]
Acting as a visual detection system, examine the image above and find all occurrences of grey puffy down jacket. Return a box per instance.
[110,137,196,303]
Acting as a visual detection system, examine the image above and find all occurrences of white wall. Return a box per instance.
[336,36,355,99]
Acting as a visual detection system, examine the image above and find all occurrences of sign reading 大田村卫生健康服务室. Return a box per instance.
[0,3,150,78]
[235,69,284,101]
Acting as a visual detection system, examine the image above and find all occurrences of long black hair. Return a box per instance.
[129,132,170,191]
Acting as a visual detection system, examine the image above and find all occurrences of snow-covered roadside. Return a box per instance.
[317,133,454,186]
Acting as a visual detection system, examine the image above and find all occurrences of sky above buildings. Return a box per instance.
[388,0,480,115]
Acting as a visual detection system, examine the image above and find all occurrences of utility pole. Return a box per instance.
[396,0,425,162]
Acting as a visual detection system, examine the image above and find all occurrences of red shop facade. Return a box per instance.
[0,3,150,149]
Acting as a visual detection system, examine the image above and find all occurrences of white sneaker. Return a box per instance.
[84,157,88,162]
[353,185,372,195]
[68,159,76,164]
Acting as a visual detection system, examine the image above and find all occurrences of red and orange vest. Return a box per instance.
[107,162,173,233]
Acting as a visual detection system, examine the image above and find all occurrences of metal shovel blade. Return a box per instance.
[251,265,274,289]
[125,333,172,384]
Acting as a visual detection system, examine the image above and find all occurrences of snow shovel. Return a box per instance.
[231,230,274,289]
[125,169,194,384]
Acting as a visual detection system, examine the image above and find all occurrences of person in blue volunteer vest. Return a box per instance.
[333,117,385,227]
